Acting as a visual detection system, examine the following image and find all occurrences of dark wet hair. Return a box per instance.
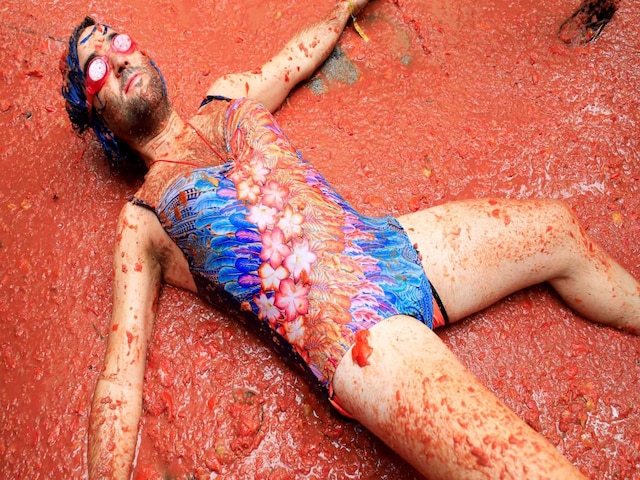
[60,16,167,171]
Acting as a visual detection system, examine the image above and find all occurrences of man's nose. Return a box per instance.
[109,52,130,77]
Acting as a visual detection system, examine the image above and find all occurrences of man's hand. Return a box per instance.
[343,0,370,16]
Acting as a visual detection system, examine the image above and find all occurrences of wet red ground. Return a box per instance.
[1,0,639,478]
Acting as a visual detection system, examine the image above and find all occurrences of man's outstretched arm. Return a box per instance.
[88,204,163,479]
[206,0,369,112]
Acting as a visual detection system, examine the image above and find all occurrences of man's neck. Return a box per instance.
[135,110,190,168]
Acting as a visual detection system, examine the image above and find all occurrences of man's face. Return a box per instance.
[77,24,169,141]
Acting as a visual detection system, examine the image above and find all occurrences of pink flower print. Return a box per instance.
[261,181,289,210]
[229,164,249,184]
[247,204,278,232]
[254,293,281,324]
[249,159,270,185]
[284,239,317,281]
[260,227,291,268]
[236,180,261,204]
[283,317,306,348]
[277,205,304,240]
[259,262,289,291]
[275,278,310,321]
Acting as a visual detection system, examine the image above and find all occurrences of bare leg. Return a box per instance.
[398,198,640,333]
[333,198,638,478]
[332,315,587,479]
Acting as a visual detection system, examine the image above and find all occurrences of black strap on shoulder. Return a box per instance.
[199,95,232,109]
[129,196,157,213]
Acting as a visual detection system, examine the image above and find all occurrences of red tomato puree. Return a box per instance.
[0,0,638,478]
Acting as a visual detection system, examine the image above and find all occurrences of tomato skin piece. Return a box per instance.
[352,329,373,367]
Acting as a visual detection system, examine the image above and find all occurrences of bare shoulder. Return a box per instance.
[117,201,163,242]
[189,98,231,150]
[117,202,197,292]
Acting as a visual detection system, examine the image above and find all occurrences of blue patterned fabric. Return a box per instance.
[154,98,434,389]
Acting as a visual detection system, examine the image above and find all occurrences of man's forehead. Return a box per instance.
[79,23,113,45]
[77,23,116,66]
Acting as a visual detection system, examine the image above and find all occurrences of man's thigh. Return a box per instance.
[397,198,572,321]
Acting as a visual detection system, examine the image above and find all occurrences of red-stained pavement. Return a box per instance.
[0,0,638,478]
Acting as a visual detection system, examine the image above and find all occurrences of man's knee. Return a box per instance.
[540,199,580,227]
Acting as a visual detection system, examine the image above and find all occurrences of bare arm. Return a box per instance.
[206,0,369,112]
[87,204,166,479]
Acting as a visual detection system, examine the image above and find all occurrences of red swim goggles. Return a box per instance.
[85,33,137,108]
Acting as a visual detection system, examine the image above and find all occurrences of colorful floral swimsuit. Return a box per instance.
[147,98,444,393]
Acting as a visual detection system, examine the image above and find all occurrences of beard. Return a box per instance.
[101,62,171,143]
